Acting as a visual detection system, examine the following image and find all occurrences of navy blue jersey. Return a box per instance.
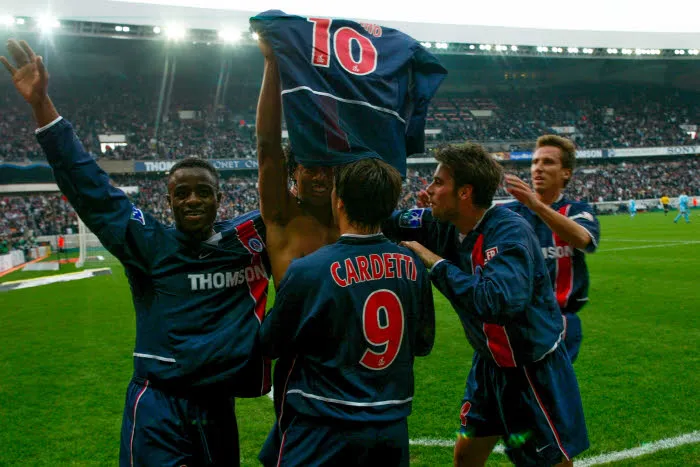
[259,234,435,423]
[505,198,600,314]
[383,206,563,366]
[250,10,447,176]
[37,118,271,397]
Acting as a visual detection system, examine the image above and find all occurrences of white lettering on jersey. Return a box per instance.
[188,265,267,291]
[541,245,575,260]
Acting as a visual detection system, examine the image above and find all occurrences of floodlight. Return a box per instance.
[251,32,259,40]
[165,24,186,41]
[218,29,240,43]
[37,16,60,33]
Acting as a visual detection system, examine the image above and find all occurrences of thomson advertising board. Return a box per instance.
[135,160,259,172]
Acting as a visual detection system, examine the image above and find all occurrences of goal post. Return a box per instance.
[75,217,116,268]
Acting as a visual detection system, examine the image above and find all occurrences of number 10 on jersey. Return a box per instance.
[308,18,378,76]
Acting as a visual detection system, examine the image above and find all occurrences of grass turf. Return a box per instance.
[1,211,698,465]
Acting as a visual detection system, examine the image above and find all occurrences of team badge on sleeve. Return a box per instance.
[130,205,146,226]
[399,209,425,229]
[248,238,264,253]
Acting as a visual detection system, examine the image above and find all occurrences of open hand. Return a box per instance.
[400,241,443,269]
[0,40,49,107]
[505,174,537,209]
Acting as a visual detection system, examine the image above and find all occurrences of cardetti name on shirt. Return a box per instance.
[188,265,267,291]
[331,253,417,287]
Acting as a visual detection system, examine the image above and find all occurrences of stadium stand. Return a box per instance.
[2,157,698,243]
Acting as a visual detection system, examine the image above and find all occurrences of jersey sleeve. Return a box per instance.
[382,208,442,252]
[413,256,436,357]
[36,118,156,271]
[429,241,535,325]
[567,203,600,253]
[258,263,305,358]
[405,46,448,157]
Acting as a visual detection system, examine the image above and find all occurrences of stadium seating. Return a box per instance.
[2,157,697,243]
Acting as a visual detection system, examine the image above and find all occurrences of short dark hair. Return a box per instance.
[434,143,503,209]
[334,158,402,228]
[168,157,220,189]
[536,135,576,187]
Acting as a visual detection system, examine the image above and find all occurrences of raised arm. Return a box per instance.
[255,39,292,225]
[506,175,595,250]
[1,40,58,127]
[2,40,153,268]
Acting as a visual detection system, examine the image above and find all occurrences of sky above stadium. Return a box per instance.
[113,0,700,33]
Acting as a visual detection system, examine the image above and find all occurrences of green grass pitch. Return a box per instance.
[1,211,698,465]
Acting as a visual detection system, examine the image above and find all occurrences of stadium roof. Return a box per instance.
[6,0,700,49]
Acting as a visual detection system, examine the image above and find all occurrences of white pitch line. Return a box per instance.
[598,241,700,252]
[262,394,699,465]
[605,239,697,243]
[266,385,274,400]
[409,431,700,466]
[577,430,700,467]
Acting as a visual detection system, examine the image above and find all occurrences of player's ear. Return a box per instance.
[458,185,472,200]
[563,168,572,182]
[166,194,172,207]
[216,191,223,204]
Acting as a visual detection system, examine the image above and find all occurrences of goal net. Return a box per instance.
[75,217,118,268]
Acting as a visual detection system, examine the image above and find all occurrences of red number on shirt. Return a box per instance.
[308,18,378,75]
[307,18,331,67]
[360,290,405,370]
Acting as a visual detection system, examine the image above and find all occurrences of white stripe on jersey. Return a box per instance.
[286,389,412,407]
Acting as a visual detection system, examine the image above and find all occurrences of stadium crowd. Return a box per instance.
[431,87,699,149]
[2,79,698,163]
[1,157,697,247]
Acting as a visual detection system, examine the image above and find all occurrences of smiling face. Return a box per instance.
[531,146,571,195]
[294,164,334,207]
[167,167,221,239]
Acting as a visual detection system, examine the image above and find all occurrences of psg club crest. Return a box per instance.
[399,209,425,229]
[248,238,264,253]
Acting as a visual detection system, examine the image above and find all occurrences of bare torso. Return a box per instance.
[265,204,339,288]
